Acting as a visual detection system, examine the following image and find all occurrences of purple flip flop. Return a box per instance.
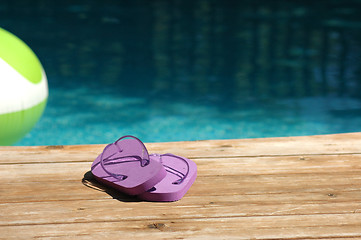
[91,135,167,195]
[138,153,197,202]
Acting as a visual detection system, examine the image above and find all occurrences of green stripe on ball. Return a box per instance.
[0,28,42,84]
[0,99,47,145]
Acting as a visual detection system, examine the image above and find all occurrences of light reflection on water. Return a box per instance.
[1,0,361,145]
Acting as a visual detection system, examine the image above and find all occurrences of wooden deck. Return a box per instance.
[1,132,361,239]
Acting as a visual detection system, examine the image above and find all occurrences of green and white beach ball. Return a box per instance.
[0,28,48,145]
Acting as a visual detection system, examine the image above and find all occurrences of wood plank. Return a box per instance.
[1,214,361,239]
[2,194,361,225]
[1,133,361,239]
[2,154,361,182]
[1,154,361,203]
[1,132,361,164]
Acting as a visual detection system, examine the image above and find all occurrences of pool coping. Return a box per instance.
[1,132,361,239]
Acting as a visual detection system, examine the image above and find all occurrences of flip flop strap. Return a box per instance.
[114,135,150,167]
[98,143,128,180]
[95,135,150,181]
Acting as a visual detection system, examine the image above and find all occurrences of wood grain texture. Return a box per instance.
[1,133,361,239]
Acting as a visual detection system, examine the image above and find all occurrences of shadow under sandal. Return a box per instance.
[91,135,167,195]
[138,153,197,202]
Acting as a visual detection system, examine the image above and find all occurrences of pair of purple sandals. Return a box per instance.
[91,135,197,201]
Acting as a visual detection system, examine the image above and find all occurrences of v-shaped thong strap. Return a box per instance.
[91,135,166,195]
[93,135,150,181]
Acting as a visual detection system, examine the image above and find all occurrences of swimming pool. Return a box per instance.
[2,0,361,146]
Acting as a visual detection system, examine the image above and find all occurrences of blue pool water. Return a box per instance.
[1,0,361,145]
